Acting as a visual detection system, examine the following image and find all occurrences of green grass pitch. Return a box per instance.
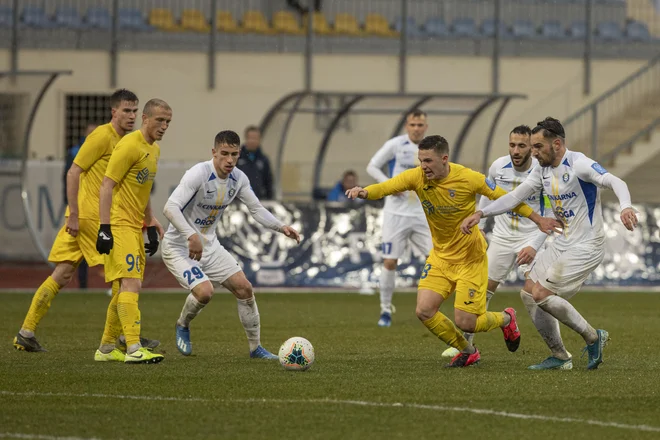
[1,291,659,440]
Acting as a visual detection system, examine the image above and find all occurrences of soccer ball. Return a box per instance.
[278,337,315,371]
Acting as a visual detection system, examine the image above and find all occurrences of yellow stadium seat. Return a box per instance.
[216,10,241,33]
[333,13,362,36]
[302,12,333,35]
[272,11,305,35]
[149,8,181,32]
[181,9,210,33]
[241,10,275,34]
[364,13,398,37]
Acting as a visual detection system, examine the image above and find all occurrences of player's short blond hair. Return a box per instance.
[143,99,171,116]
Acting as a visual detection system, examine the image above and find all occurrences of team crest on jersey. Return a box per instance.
[421,200,435,215]
[228,188,236,197]
[468,289,476,298]
[448,189,456,198]
[136,167,149,184]
[562,172,570,183]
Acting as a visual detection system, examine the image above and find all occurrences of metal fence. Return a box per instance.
[2,0,660,92]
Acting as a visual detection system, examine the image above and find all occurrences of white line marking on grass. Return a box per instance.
[2,390,659,434]
[0,433,101,440]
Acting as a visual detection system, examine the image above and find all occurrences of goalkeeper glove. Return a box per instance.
[96,224,113,255]
[145,226,160,256]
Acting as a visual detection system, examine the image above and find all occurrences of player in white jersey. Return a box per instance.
[442,125,550,358]
[366,109,432,327]
[461,117,637,370]
[162,130,301,358]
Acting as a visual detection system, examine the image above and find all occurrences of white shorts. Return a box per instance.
[162,238,242,291]
[487,237,542,284]
[381,213,432,260]
[528,242,604,299]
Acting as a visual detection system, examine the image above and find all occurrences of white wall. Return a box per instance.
[0,49,645,195]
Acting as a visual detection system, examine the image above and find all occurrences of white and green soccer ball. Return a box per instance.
[278,337,315,371]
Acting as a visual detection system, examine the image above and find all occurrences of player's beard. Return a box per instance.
[511,151,532,168]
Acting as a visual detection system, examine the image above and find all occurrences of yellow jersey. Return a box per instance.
[105,130,160,229]
[67,123,121,220]
[365,163,534,264]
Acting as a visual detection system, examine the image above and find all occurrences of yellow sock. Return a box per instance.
[474,311,505,333]
[21,276,61,333]
[101,281,122,346]
[422,312,469,351]
[117,291,141,348]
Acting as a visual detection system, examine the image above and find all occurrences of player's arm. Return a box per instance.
[348,168,418,200]
[573,158,637,231]
[477,162,498,231]
[237,177,300,243]
[163,168,206,260]
[366,139,396,183]
[143,198,164,257]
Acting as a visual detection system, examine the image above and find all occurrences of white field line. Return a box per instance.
[0,433,101,440]
[1,390,660,433]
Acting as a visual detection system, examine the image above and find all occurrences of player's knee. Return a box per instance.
[383,259,397,271]
[193,283,214,304]
[415,305,435,322]
[52,263,76,287]
[233,280,253,300]
[531,283,551,303]
[455,314,476,333]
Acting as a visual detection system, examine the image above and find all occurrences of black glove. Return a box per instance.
[96,224,113,255]
[145,226,160,256]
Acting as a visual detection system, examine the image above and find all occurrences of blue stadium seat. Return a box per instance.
[86,7,111,29]
[626,21,651,41]
[511,19,536,38]
[451,17,479,38]
[596,21,623,41]
[423,18,449,37]
[481,19,510,38]
[22,6,54,28]
[55,7,84,29]
[568,21,586,39]
[119,8,151,31]
[540,20,566,39]
[0,6,13,28]
[393,16,424,37]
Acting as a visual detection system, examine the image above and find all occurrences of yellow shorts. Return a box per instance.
[48,218,104,267]
[417,255,488,315]
[104,226,146,283]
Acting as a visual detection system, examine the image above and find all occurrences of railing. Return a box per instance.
[563,51,660,161]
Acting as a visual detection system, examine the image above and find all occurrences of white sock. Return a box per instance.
[520,290,570,359]
[19,329,35,338]
[99,344,115,354]
[536,294,598,346]
[463,290,496,344]
[237,296,260,352]
[127,343,141,354]
[177,293,206,328]
[379,268,396,314]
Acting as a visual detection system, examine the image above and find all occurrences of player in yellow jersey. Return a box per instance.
[347,135,562,367]
[94,98,172,364]
[13,89,155,354]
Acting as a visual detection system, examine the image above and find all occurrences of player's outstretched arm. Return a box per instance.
[65,163,84,237]
[349,168,417,201]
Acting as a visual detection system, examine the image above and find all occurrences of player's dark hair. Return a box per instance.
[143,98,171,116]
[532,117,565,140]
[244,125,260,137]
[406,109,427,119]
[510,125,531,136]
[215,130,241,147]
[343,169,357,178]
[418,135,449,155]
[109,89,138,108]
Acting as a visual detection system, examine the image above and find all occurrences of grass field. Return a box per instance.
[1,290,660,440]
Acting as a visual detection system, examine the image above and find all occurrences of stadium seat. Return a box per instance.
[149,8,181,32]
[22,6,54,28]
[626,21,651,41]
[333,13,362,36]
[364,13,398,37]
[86,7,111,29]
[393,16,424,37]
[119,8,151,31]
[423,18,449,37]
[596,21,623,41]
[451,17,479,38]
[481,19,510,38]
[511,19,536,38]
[272,11,304,35]
[181,9,210,33]
[216,10,241,33]
[54,7,83,29]
[567,21,586,39]
[303,12,333,35]
[241,10,274,34]
[0,6,13,28]
[540,20,566,39]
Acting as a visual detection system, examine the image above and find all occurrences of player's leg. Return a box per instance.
[532,245,608,370]
[222,271,277,359]
[378,215,407,327]
[94,280,126,362]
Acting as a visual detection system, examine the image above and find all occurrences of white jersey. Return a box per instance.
[480,156,548,245]
[163,160,283,248]
[367,134,424,217]
[482,150,632,251]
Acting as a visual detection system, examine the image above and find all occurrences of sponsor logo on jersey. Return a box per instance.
[554,207,575,219]
[562,172,570,183]
[194,215,217,226]
[136,167,150,184]
[485,177,496,190]
[591,162,608,175]
[547,191,578,201]
[421,200,435,215]
[196,202,228,211]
